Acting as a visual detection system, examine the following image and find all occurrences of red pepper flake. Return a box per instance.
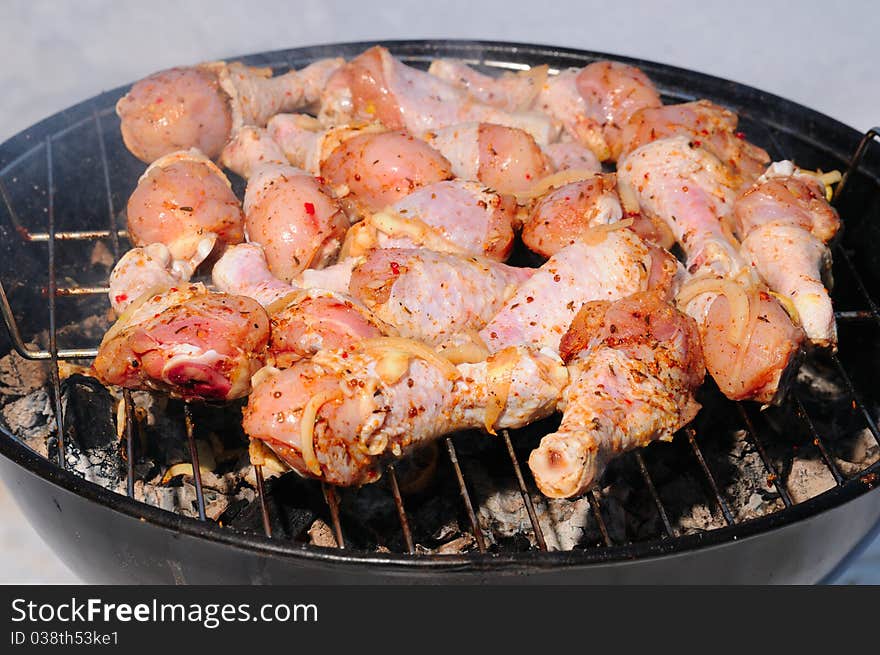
[692,140,702,148]
[316,176,326,185]
[155,98,163,104]
[390,261,401,275]
[303,202,315,215]
[525,173,532,180]
[341,351,349,359]
[114,293,128,304]
[735,131,746,139]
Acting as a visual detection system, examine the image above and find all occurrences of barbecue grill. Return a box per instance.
[0,40,879,584]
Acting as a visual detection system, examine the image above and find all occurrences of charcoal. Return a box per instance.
[223,472,316,540]
[62,374,117,451]
[59,373,123,485]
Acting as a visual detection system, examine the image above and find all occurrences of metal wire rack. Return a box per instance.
[0,50,878,559]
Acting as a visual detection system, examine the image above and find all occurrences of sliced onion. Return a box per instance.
[300,389,343,477]
[513,168,598,203]
[361,337,461,381]
[483,347,520,435]
[768,291,801,326]
[578,217,634,245]
[676,276,751,346]
[437,338,490,365]
[370,211,467,255]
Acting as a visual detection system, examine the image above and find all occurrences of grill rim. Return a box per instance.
[1,38,879,571]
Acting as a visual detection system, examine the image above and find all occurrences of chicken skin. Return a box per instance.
[107,243,182,314]
[537,61,662,161]
[521,174,623,258]
[481,228,678,354]
[243,343,567,486]
[92,284,269,401]
[116,58,343,163]
[320,130,454,217]
[619,100,770,189]
[342,180,516,261]
[427,59,548,112]
[424,122,551,195]
[529,291,704,498]
[349,247,532,346]
[212,243,380,365]
[243,163,349,282]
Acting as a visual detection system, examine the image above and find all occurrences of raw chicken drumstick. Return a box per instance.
[320,46,557,146]
[212,243,382,366]
[219,126,349,283]
[92,284,269,402]
[535,60,662,162]
[269,119,455,219]
[427,59,549,112]
[341,179,516,261]
[617,136,804,403]
[108,243,182,314]
[125,149,245,279]
[481,227,678,354]
[348,247,533,347]
[423,122,551,196]
[428,57,661,161]
[619,100,770,190]
[116,58,343,163]
[520,174,623,257]
[243,343,568,486]
[528,291,705,498]
[734,161,842,347]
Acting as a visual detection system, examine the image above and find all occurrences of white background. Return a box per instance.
[0,0,877,583]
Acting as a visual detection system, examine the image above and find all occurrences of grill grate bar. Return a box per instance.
[588,490,613,546]
[735,403,793,507]
[53,286,109,297]
[686,428,735,526]
[12,229,129,243]
[445,437,487,553]
[828,352,880,447]
[792,392,845,485]
[832,127,880,204]
[183,404,207,521]
[253,465,272,538]
[45,137,66,468]
[122,389,136,498]
[321,483,346,549]
[387,465,415,554]
[634,450,674,537]
[501,429,547,551]
[93,108,121,259]
[835,246,880,329]
[835,310,877,322]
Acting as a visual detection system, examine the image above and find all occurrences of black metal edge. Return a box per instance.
[2,421,879,571]
[0,39,879,571]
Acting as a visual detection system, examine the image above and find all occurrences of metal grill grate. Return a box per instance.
[0,51,879,559]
